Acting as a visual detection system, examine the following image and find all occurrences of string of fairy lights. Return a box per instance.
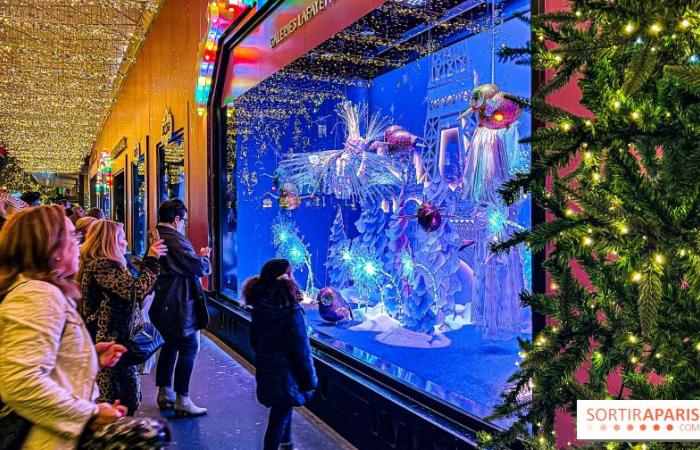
[195,0,257,116]
[0,0,163,174]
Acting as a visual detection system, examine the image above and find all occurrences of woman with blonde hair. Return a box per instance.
[75,216,97,244]
[79,220,167,416]
[0,206,127,449]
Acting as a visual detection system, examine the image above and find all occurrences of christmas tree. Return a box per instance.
[0,156,53,197]
[354,202,389,258]
[481,2,700,448]
[407,176,462,333]
[383,197,412,316]
[325,206,351,288]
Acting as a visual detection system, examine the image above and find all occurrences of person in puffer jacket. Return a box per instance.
[243,259,317,450]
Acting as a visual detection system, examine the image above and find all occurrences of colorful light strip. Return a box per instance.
[195,1,257,116]
[95,151,114,195]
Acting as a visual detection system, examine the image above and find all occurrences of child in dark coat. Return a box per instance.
[244,259,318,450]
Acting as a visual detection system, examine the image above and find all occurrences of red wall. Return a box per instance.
[543,1,596,447]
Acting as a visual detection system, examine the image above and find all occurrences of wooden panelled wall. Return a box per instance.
[90,0,209,256]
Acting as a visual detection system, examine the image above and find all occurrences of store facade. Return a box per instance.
[206,0,541,447]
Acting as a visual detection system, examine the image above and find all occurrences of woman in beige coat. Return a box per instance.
[0,206,127,449]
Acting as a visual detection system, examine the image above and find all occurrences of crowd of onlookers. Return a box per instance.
[0,190,317,450]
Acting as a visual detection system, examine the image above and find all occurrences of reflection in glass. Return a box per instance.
[158,131,185,203]
[132,155,147,257]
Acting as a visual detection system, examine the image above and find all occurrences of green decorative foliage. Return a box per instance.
[484,1,700,448]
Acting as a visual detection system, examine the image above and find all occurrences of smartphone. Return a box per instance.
[147,228,160,243]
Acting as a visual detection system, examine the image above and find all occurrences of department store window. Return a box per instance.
[220,0,532,424]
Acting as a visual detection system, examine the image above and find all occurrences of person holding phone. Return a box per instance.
[150,199,211,416]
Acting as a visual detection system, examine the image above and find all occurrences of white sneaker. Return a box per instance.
[174,395,207,417]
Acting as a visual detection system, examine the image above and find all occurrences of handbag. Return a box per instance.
[78,416,170,449]
[0,404,32,450]
[123,284,164,366]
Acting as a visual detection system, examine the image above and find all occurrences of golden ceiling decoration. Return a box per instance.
[0,0,164,174]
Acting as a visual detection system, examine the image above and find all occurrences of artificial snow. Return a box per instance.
[350,311,400,333]
[375,327,451,349]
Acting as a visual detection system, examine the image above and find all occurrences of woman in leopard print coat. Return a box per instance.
[78,220,167,415]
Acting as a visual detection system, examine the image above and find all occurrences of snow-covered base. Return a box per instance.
[349,305,452,349]
[438,303,474,332]
[376,327,452,349]
[350,308,399,333]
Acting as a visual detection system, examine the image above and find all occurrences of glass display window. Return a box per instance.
[132,153,147,257]
[157,130,185,203]
[220,0,532,425]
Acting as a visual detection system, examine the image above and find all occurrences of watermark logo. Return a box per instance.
[577,400,700,441]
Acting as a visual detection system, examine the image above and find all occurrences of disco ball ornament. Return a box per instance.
[482,92,522,129]
[469,84,501,112]
[417,202,442,232]
[317,287,354,323]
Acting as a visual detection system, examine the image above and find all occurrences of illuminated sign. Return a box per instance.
[270,0,342,48]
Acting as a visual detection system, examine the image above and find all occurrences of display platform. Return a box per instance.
[306,308,527,425]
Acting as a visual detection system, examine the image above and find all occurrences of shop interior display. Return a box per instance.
[224,0,531,421]
[132,154,147,257]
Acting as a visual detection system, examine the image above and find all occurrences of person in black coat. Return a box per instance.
[150,199,212,416]
[244,259,318,450]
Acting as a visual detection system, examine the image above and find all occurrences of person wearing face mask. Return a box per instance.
[150,199,211,416]
[78,220,167,416]
[0,206,127,449]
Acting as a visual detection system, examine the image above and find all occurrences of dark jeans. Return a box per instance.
[263,405,293,450]
[155,331,199,396]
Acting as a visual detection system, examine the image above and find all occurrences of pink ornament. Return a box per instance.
[384,125,405,142]
[482,92,522,129]
[387,130,417,151]
[417,202,442,232]
[317,287,354,323]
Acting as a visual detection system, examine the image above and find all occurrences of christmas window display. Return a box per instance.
[222,0,531,423]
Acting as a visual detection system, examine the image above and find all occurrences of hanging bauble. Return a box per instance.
[482,92,522,129]
[417,202,442,232]
[387,129,418,151]
[317,287,354,323]
[384,124,405,142]
[278,185,301,211]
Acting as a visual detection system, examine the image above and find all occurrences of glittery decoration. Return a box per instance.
[416,202,442,232]
[317,287,354,323]
[0,0,163,173]
[278,102,403,207]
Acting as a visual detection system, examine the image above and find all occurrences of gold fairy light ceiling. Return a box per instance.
[0,0,164,174]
